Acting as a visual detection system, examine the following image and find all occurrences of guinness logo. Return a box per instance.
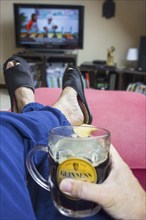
[56,158,97,185]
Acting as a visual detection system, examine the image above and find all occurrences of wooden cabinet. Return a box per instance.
[79,62,119,90]
[14,52,77,88]
[118,69,146,90]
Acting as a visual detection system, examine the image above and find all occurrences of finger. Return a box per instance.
[59,178,109,206]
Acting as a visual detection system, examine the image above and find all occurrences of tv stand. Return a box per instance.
[13,51,77,88]
[26,49,68,54]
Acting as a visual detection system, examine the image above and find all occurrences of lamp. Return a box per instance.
[126,48,138,70]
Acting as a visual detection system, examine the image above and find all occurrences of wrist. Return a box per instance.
[127,191,146,220]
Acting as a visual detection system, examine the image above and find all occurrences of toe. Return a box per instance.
[6,61,19,69]
[6,61,14,69]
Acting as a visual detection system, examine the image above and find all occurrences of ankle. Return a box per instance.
[53,87,84,125]
[15,87,34,112]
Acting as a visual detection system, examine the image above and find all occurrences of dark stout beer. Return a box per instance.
[48,154,111,217]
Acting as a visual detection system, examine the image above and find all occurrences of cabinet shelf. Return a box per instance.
[79,62,119,90]
[14,52,77,88]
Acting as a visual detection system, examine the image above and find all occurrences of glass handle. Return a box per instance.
[26,146,50,191]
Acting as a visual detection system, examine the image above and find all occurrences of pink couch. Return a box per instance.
[35,88,146,190]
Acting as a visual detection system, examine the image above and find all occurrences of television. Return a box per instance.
[13,3,84,52]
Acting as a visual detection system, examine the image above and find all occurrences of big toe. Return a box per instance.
[6,61,19,69]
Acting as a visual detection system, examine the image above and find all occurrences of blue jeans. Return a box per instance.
[0,103,113,220]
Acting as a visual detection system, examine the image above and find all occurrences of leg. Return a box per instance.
[0,59,85,219]
[0,105,70,220]
[1,58,111,220]
[4,57,92,124]
[4,59,85,126]
[0,119,36,220]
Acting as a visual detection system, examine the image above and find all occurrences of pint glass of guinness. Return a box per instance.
[26,125,111,218]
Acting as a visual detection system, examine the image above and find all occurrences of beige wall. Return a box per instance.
[0,0,146,84]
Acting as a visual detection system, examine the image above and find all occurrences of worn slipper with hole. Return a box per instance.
[62,66,92,124]
[3,56,34,112]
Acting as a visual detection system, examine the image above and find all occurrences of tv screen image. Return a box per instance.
[14,4,84,51]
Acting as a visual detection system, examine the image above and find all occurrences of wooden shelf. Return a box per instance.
[13,52,77,88]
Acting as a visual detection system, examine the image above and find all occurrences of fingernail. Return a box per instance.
[59,179,72,193]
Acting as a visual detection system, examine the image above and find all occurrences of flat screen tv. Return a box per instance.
[13,3,84,52]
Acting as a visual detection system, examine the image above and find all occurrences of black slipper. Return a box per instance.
[3,56,34,112]
[62,66,92,124]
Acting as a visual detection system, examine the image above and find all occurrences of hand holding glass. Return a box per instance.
[26,125,111,218]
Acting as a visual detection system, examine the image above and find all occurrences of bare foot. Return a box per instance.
[6,61,84,124]
[53,87,84,126]
[6,61,34,113]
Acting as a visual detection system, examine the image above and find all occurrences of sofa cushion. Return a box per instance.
[35,88,146,190]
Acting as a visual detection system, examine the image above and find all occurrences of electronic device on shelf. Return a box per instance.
[13,3,84,53]
[80,61,117,71]
[92,60,106,65]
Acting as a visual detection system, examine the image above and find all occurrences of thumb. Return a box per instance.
[59,178,109,206]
